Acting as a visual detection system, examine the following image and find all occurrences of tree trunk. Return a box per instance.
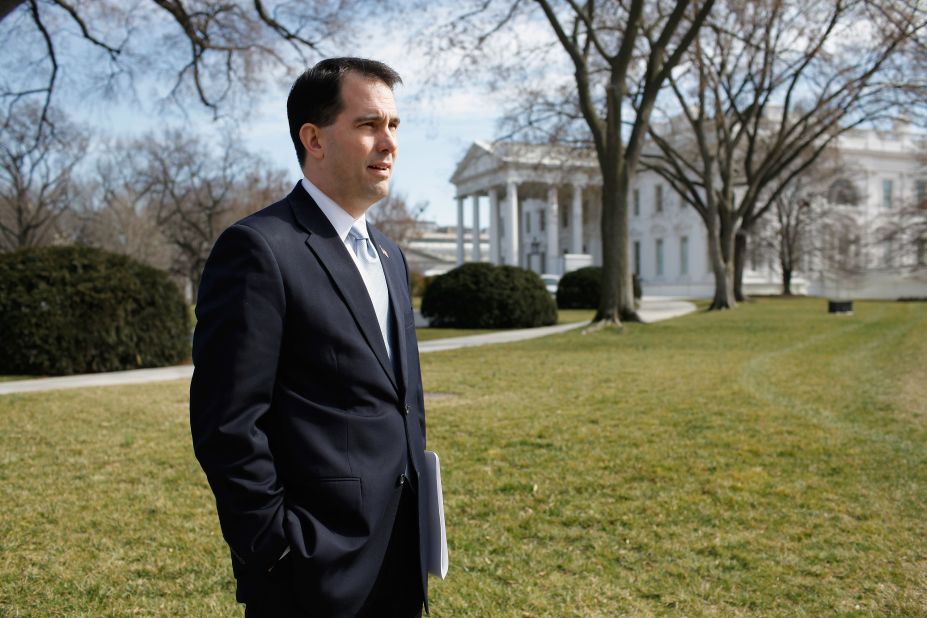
[594,169,640,326]
[734,229,748,302]
[782,266,793,295]
[708,210,736,310]
[596,182,622,325]
[615,172,639,323]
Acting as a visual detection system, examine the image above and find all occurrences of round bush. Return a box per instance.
[556,267,643,309]
[420,263,557,328]
[0,245,190,375]
[556,266,601,308]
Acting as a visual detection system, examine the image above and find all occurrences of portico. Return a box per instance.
[449,141,599,275]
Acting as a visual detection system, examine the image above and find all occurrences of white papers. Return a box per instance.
[424,450,448,579]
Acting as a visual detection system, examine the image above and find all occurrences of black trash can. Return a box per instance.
[828,299,853,314]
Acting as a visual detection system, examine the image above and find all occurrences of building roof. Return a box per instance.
[450,140,599,187]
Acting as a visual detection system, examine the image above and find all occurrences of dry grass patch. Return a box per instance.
[0,299,924,616]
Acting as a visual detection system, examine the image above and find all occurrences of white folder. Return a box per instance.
[424,450,448,579]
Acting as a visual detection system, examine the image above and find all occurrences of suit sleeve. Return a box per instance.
[190,222,289,573]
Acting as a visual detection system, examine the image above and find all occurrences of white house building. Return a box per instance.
[449,128,927,299]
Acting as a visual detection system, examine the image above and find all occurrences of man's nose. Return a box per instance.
[377,127,397,153]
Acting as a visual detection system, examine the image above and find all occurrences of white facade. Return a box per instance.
[449,130,927,299]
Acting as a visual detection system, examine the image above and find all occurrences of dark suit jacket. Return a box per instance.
[190,182,428,617]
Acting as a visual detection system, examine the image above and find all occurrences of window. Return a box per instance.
[918,238,926,266]
[540,210,546,232]
[828,178,861,206]
[633,189,640,217]
[562,207,569,229]
[655,184,664,213]
[917,180,927,209]
[882,179,894,209]
[656,238,664,276]
[633,241,641,276]
[525,211,531,233]
[751,238,760,271]
[680,236,689,276]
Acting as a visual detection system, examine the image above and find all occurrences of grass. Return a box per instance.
[1,298,925,616]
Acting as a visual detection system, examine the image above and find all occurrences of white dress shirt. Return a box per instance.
[301,177,393,359]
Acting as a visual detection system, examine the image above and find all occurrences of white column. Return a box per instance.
[456,195,465,265]
[546,185,560,274]
[571,184,583,254]
[505,181,519,266]
[471,194,481,262]
[489,188,500,264]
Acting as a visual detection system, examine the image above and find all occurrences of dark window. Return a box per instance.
[680,236,689,275]
[827,178,861,206]
[656,238,664,276]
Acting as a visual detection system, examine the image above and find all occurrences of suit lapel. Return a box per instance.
[369,226,409,401]
[287,184,398,394]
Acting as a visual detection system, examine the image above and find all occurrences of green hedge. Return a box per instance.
[556,266,642,309]
[0,246,190,375]
[421,263,557,328]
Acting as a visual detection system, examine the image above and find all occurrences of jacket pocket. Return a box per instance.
[294,476,365,535]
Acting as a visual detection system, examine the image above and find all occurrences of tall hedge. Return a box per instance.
[421,263,557,328]
[556,266,642,309]
[0,246,190,375]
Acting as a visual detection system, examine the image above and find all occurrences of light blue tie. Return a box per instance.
[348,222,392,359]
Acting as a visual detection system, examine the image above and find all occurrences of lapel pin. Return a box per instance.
[380,247,389,258]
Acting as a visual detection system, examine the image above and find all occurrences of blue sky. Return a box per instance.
[238,84,501,226]
[73,54,505,227]
[11,3,559,227]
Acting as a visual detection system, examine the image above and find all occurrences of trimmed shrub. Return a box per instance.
[556,267,643,309]
[421,262,557,328]
[556,266,601,309]
[0,246,190,375]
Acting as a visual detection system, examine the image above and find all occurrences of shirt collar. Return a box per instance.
[301,176,366,241]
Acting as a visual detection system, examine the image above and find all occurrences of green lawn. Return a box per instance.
[1,298,925,616]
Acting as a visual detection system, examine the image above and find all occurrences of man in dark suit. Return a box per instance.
[190,57,428,617]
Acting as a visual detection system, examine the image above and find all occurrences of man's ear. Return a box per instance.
[299,123,324,161]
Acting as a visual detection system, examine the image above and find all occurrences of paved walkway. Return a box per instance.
[0,298,695,395]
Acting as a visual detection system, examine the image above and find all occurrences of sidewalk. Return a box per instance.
[0,298,696,395]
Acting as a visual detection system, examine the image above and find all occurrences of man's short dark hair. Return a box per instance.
[287,57,402,166]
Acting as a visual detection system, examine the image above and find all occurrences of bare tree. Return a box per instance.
[878,180,927,276]
[139,131,288,298]
[72,145,171,270]
[0,0,375,137]
[641,0,924,309]
[757,155,847,295]
[424,0,714,326]
[0,102,87,250]
[367,191,427,251]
